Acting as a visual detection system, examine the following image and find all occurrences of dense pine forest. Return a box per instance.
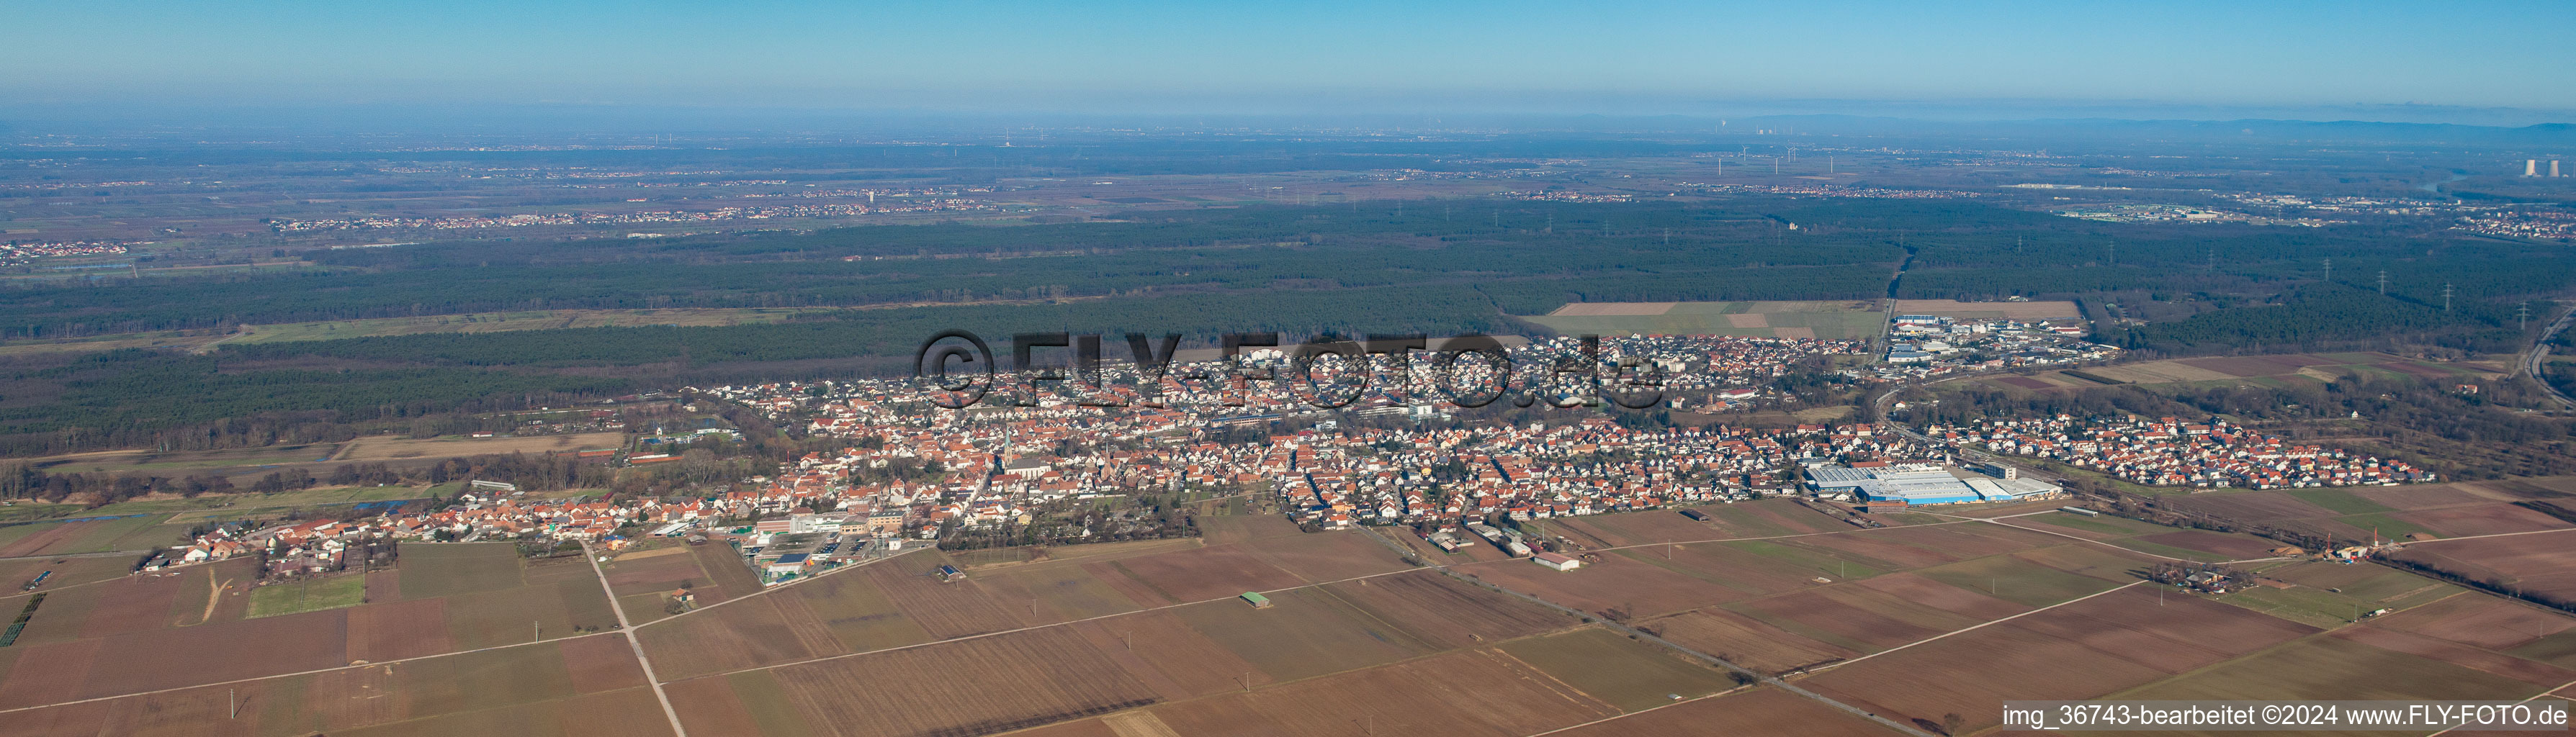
[1,197,2569,456]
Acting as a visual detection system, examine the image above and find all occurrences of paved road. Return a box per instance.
[2520,302,2576,409]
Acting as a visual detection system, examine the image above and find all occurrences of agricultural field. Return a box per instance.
[0,634,669,737]
[2109,633,2566,706]
[9,498,2567,737]
[601,542,763,624]
[1975,351,2509,392]
[1890,299,2083,320]
[1498,627,1739,711]
[0,482,441,535]
[2217,561,2462,628]
[2389,533,2576,602]
[0,541,616,713]
[1546,687,1900,737]
[246,574,369,618]
[1521,300,1886,340]
[19,443,344,476]
[1800,584,2319,736]
[333,432,627,462]
[2162,481,2576,545]
[0,515,175,557]
[1552,497,1862,548]
[637,530,1409,682]
[225,307,820,345]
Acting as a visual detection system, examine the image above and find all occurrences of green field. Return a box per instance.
[2284,488,2396,515]
[0,514,179,556]
[152,485,440,524]
[1913,553,2126,608]
[1498,627,1738,712]
[2111,634,2543,702]
[399,542,530,599]
[246,574,369,618]
[1520,301,1885,340]
[227,307,818,344]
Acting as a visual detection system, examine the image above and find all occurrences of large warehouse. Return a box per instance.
[1805,464,2058,507]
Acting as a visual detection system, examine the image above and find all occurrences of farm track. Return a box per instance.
[15,503,2557,733]
[0,626,625,716]
[1343,525,1940,737]
[584,541,691,737]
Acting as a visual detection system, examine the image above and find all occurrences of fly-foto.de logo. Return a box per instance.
[911,330,1669,412]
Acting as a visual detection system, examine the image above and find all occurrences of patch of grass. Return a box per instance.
[2285,488,2395,515]
[1727,540,1890,580]
[1498,627,1738,712]
[1913,553,2123,608]
[150,485,437,525]
[231,307,813,345]
[246,575,368,618]
[2332,512,2432,543]
[2215,564,2459,629]
[2112,633,2540,702]
[2114,539,2235,564]
[727,669,822,737]
[0,503,80,523]
[2029,514,2171,537]
[397,542,528,599]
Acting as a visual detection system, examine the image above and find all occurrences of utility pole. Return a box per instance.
[2378,270,2389,294]
[2444,284,2455,312]
[2107,240,2116,266]
[2521,302,2533,330]
[2321,258,2332,284]
[230,689,239,719]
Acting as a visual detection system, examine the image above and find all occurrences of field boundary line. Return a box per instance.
[1584,516,1978,554]
[674,564,1432,682]
[1965,515,2192,562]
[634,544,924,629]
[1419,556,1938,737]
[1815,580,2145,672]
[583,541,689,737]
[1519,684,1754,737]
[2426,677,2576,737]
[0,571,140,603]
[0,629,624,715]
[2398,526,2576,546]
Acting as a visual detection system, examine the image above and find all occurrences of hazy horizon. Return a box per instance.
[8,1,2576,130]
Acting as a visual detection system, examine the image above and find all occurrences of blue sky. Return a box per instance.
[6,1,2572,121]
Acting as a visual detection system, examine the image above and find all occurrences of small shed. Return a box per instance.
[1240,592,1273,608]
[1532,553,1581,571]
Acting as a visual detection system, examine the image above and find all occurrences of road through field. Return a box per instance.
[0,628,624,715]
[585,541,690,737]
[1348,526,1941,737]
[1811,581,2146,672]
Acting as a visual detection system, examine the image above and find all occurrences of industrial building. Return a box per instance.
[1805,464,2061,509]
[1532,552,1582,571]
